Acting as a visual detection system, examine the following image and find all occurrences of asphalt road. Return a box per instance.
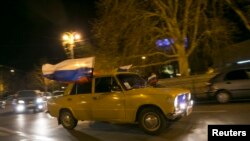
[0,100,250,141]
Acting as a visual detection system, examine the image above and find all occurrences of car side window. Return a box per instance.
[225,69,249,80]
[95,77,112,93]
[70,80,92,95]
[95,77,121,93]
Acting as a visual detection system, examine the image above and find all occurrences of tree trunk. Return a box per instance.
[177,44,190,77]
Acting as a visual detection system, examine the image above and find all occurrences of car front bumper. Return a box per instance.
[166,100,193,120]
[14,103,45,112]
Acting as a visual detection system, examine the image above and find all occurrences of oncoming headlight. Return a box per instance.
[18,100,25,104]
[188,93,191,100]
[16,105,25,112]
[174,97,178,108]
[36,98,43,103]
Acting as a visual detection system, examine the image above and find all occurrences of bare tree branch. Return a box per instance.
[226,0,250,31]
[131,58,177,69]
[187,0,202,56]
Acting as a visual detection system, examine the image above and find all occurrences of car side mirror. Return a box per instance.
[111,85,122,91]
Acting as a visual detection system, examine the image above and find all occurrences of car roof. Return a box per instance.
[93,71,139,77]
[210,65,250,81]
[217,64,250,74]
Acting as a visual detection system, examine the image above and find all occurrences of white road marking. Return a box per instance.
[193,110,227,113]
[0,127,54,140]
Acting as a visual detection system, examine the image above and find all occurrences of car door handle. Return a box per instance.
[67,98,72,101]
[226,81,231,84]
[93,97,98,100]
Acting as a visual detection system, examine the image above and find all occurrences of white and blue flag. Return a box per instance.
[42,57,95,82]
[117,64,132,72]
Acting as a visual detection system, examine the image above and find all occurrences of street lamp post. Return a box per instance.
[141,56,146,75]
[62,32,81,59]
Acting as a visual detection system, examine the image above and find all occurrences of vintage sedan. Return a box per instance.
[47,72,193,135]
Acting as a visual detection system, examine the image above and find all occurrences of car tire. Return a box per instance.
[59,110,78,130]
[138,107,167,135]
[216,90,231,104]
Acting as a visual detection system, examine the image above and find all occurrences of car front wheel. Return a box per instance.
[216,91,231,104]
[59,110,78,130]
[138,107,167,135]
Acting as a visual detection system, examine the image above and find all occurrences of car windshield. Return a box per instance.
[18,91,38,98]
[117,74,146,90]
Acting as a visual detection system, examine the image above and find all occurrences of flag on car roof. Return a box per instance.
[117,64,132,72]
[42,57,95,82]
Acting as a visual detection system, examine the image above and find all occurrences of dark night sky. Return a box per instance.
[0,0,97,71]
[0,1,249,71]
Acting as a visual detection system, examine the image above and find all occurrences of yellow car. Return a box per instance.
[47,72,193,135]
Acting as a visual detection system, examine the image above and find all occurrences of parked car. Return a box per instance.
[47,72,193,135]
[11,90,46,113]
[52,90,64,97]
[0,98,6,109]
[43,91,53,100]
[43,91,64,100]
[0,91,11,109]
[206,66,250,103]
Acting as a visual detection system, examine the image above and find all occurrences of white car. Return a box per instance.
[11,90,46,113]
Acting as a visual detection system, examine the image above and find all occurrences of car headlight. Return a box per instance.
[36,98,43,103]
[16,105,25,112]
[18,100,25,104]
[179,103,187,110]
[174,94,189,109]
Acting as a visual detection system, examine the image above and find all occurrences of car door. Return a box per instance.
[223,69,250,98]
[91,76,125,121]
[61,80,93,120]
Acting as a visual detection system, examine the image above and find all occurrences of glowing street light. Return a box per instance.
[62,32,81,59]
